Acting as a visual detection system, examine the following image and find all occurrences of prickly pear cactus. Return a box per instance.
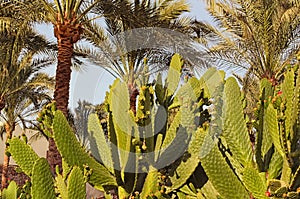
[8,108,117,198]
[77,54,213,198]
[13,54,300,199]
[8,138,39,176]
[7,136,103,199]
[36,101,57,138]
[31,158,56,199]
[67,167,86,199]
[52,110,117,190]
[197,62,300,199]
[1,181,18,199]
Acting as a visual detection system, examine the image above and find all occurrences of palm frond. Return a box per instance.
[204,0,300,80]
[158,0,189,21]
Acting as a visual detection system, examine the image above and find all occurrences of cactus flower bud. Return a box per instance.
[142,142,147,150]
[265,191,271,197]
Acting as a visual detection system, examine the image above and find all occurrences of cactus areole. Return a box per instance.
[48,15,83,174]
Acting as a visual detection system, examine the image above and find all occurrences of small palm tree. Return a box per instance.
[73,100,95,147]
[0,28,55,189]
[0,3,55,187]
[0,84,53,189]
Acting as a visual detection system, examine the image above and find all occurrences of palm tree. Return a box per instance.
[73,100,95,147]
[35,0,102,116]
[0,25,55,188]
[9,0,102,173]
[29,0,105,173]
[78,0,209,114]
[0,0,56,111]
[205,0,300,85]
[0,84,53,189]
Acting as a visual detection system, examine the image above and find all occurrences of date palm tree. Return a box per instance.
[0,22,55,188]
[10,0,102,173]
[205,0,300,85]
[79,0,210,114]
[38,0,102,116]
[3,0,108,173]
[1,0,62,175]
[0,0,55,111]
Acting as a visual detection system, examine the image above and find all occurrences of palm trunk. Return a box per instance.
[128,84,139,115]
[0,96,5,112]
[1,122,15,189]
[54,33,73,116]
[47,137,62,175]
[47,20,82,174]
[47,32,73,174]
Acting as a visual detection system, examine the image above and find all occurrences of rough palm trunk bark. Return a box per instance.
[47,18,82,174]
[128,84,139,115]
[0,96,5,112]
[1,122,15,189]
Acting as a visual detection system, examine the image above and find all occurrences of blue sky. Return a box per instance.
[38,0,211,110]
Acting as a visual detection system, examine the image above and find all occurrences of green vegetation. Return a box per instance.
[1,0,300,198]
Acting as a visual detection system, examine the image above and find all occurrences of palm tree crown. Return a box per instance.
[78,0,209,114]
[206,0,300,84]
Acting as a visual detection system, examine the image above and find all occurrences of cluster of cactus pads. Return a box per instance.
[2,54,300,199]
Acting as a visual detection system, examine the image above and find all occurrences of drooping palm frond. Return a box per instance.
[158,0,189,21]
[75,0,212,85]
[205,0,300,81]
[0,9,55,139]
[0,68,54,139]
[0,0,50,33]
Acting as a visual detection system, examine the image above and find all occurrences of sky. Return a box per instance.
[37,0,212,111]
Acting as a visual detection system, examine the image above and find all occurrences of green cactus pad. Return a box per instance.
[159,111,181,151]
[198,180,220,199]
[266,105,284,157]
[31,158,56,199]
[281,69,294,139]
[108,79,138,171]
[53,110,117,189]
[67,166,86,199]
[168,128,203,191]
[56,174,68,199]
[222,77,252,165]
[268,150,283,180]
[199,67,225,98]
[8,138,39,176]
[179,184,197,197]
[200,128,249,199]
[2,181,18,199]
[140,168,160,198]
[242,165,268,199]
[155,73,166,105]
[88,113,113,172]
[166,53,183,98]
